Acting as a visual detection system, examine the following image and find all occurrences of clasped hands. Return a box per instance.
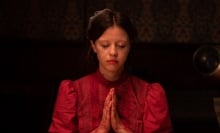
[91,88,132,133]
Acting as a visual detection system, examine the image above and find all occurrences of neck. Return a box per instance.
[99,68,123,81]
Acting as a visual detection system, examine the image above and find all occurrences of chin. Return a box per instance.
[107,66,123,73]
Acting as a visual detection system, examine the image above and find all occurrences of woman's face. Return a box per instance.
[91,25,130,75]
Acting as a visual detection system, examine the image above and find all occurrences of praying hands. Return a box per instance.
[91,88,133,133]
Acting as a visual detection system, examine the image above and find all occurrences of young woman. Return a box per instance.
[48,8,173,133]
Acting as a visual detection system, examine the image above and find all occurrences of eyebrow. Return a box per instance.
[97,40,128,43]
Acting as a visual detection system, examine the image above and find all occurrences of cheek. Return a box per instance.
[124,48,130,57]
[96,50,106,61]
[120,50,130,61]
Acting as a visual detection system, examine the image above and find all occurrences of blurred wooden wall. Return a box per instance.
[0,0,220,44]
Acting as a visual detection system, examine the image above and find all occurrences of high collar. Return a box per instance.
[94,69,129,87]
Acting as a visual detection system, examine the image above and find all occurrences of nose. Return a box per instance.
[109,45,117,57]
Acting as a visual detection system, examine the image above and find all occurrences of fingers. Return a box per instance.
[107,89,132,133]
[103,88,114,117]
[100,88,129,132]
[103,88,113,119]
[98,88,114,132]
[111,88,118,121]
[111,88,121,131]
[104,88,113,106]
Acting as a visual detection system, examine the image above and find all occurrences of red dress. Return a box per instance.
[48,70,173,133]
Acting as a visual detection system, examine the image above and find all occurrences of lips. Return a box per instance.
[107,60,118,64]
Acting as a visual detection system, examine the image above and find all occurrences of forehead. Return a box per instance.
[97,25,129,41]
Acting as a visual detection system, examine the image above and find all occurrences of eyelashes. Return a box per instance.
[100,44,127,49]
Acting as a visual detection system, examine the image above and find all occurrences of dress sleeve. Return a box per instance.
[48,80,78,133]
[143,83,173,133]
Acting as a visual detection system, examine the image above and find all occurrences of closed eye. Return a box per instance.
[101,44,109,48]
[118,45,126,48]
[116,41,129,49]
[117,43,127,49]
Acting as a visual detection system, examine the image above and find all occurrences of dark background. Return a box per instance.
[0,0,220,133]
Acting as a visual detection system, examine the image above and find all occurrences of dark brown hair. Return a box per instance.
[87,8,137,43]
[85,8,137,73]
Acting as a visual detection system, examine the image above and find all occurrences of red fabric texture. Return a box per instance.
[48,70,173,133]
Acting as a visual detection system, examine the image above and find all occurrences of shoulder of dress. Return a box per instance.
[60,73,95,89]
[59,73,94,83]
[148,82,164,91]
[149,82,163,88]
[146,82,167,100]
[73,73,95,83]
[129,75,150,86]
[59,79,73,86]
[129,76,165,92]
